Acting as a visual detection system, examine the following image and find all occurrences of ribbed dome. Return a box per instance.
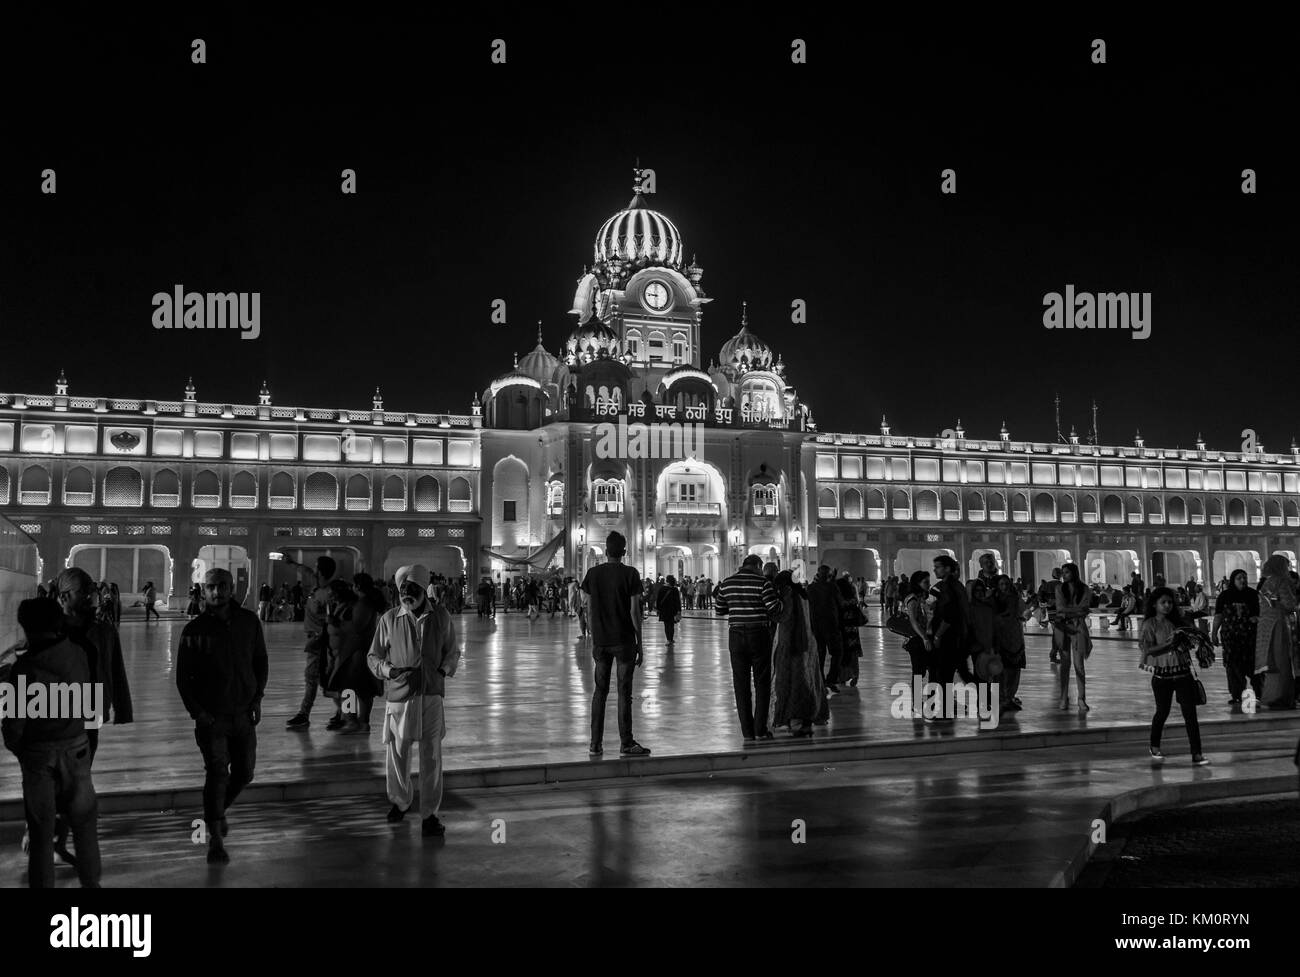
[718,303,774,372]
[594,193,684,269]
[565,318,622,360]
[518,326,559,384]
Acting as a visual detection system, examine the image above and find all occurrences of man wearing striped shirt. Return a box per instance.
[715,554,783,741]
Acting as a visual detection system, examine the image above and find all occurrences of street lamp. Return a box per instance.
[791,524,802,550]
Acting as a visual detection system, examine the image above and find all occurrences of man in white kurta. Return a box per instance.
[367,564,461,837]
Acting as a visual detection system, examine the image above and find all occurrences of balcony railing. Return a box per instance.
[595,500,624,514]
[448,499,472,513]
[269,496,295,510]
[150,493,180,508]
[64,492,94,505]
[382,498,406,512]
[666,502,721,515]
[752,503,778,517]
[230,495,257,509]
[20,491,50,505]
[345,497,371,511]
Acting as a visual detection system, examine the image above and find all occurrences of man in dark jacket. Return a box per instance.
[56,568,132,758]
[176,568,269,863]
[2,598,101,888]
[807,564,846,693]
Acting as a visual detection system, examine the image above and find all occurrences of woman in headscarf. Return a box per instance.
[837,575,865,688]
[769,569,824,736]
[1255,554,1297,709]
[325,578,382,734]
[1055,561,1092,712]
[992,574,1030,712]
[1211,569,1259,704]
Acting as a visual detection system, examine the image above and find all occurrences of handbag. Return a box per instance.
[886,611,915,638]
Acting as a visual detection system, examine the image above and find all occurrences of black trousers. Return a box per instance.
[195,714,258,827]
[1150,677,1203,754]
[591,645,636,749]
[817,628,845,685]
[663,618,676,643]
[728,626,773,738]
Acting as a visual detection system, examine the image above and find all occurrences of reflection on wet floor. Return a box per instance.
[0,612,1270,803]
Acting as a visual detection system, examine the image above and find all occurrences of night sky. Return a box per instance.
[2,20,1294,452]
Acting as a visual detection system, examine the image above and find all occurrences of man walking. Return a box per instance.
[176,568,268,864]
[581,532,650,757]
[367,564,461,837]
[2,598,101,888]
[57,568,132,758]
[715,554,783,741]
[286,556,336,730]
[257,582,273,622]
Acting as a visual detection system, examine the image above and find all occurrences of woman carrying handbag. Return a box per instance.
[1139,587,1210,766]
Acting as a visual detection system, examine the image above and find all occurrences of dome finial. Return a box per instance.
[537,320,544,346]
[741,300,748,328]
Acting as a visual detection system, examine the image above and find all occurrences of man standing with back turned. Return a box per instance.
[582,531,651,757]
[715,554,783,742]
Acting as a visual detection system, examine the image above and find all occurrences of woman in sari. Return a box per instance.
[770,569,824,736]
[1255,555,1297,709]
[1055,562,1092,712]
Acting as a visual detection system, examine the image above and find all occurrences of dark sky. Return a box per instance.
[2,19,1295,452]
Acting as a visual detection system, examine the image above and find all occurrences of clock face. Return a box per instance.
[643,281,669,311]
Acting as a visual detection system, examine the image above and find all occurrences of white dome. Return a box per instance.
[594,195,684,268]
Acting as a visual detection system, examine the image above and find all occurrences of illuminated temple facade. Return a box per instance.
[4,173,1300,603]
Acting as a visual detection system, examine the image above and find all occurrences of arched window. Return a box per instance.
[1127,495,1142,525]
[1032,492,1055,522]
[304,472,338,510]
[1011,492,1030,522]
[1208,498,1224,525]
[1189,497,1205,524]
[626,329,642,360]
[941,490,960,520]
[230,471,257,509]
[449,476,472,512]
[1248,498,1265,526]
[891,489,911,519]
[964,490,985,520]
[382,475,406,512]
[1059,493,1076,523]
[415,475,441,512]
[1102,494,1123,524]
[866,488,886,519]
[269,471,295,510]
[593,479,625,514]
[193,470,221,508]
[546,480,565,516]
[1081,494,1098,523]
[64,466,94,505]
[104,466,143,507]
[752,484,777,516]
[19,466,50,505]
[915,490,939,521]
[843,488,863,519]
[987,491,1006,521]
[151,469,180,508]
[345,474,371,511]
[818,488,838,518]
[1147,496,1164,524]
[1285,500,1299,527]
[0,466,8,504]
[1266,499,1282,526]
[1167,496,1187,525]
[672,333,687,363]
[1228,498,1246,526]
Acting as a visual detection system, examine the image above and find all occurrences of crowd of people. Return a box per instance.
[6,542,1300,887]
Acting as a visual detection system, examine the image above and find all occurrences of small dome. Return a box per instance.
[565,317,621,361]
[518,324,559,384]
[718,302,774,372]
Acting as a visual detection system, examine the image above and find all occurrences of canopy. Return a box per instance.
[481,529,566,573]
